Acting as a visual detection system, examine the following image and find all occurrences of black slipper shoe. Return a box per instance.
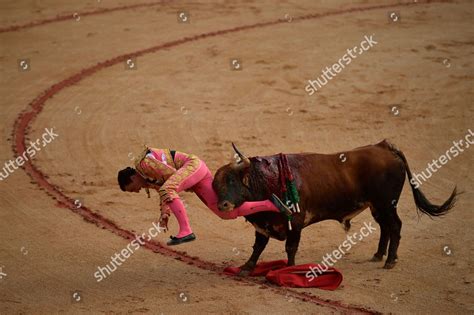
[167,233,196,246]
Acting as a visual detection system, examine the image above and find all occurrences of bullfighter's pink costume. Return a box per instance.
[134,146,280,238]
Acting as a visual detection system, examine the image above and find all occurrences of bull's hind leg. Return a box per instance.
[370,202,402,269]
[285,229,302,266]
[239,231,269,276]
[370,164,405,269]
[370,206,390,262]
[384,212,402,269]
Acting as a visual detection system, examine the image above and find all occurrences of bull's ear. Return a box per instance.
[242,173,250,187]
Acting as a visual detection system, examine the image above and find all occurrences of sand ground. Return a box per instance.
[0,0,473,314]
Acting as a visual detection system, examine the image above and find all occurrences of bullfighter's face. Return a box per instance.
[124,174,146,193]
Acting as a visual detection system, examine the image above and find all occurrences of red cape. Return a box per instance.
[224,260,343,290]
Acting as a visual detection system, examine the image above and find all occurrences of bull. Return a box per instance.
[212,141,457,274]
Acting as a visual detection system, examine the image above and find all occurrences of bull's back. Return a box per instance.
[287,140,405,224]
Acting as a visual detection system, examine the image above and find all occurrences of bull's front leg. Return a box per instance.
[285,229,302,266]
[239,231,269,276]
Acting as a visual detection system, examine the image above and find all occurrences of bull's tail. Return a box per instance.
[390,145,458,217]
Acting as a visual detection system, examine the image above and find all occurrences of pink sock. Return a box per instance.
[236,200,280,216]
[168,198,193,238]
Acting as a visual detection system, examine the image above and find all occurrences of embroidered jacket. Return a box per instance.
[134,147,177,186]
[133,146,202,216]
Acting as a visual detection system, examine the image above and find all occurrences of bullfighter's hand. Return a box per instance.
[159,213,169,232]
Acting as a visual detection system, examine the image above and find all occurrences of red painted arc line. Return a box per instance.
[0,0,171,34]
[11,1,450,313]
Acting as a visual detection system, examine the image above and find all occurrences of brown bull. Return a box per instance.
[212,141,457,273]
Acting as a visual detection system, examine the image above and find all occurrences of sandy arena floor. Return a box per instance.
[0,0,473,314]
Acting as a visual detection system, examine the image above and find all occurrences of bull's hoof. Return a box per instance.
[237,264,255,277]
[370,254,384,262]
[237,268,253,277]
[383,260,397,269]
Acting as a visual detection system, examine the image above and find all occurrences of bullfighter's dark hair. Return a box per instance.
[118,167,137,191]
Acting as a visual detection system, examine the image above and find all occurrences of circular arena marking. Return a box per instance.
[10,1,449,313]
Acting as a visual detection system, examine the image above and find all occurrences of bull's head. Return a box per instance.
[213,143,253,211]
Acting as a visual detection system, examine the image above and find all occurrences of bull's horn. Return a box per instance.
[232,142,250,166]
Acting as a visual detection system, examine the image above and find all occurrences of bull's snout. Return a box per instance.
[217,200,235,212]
